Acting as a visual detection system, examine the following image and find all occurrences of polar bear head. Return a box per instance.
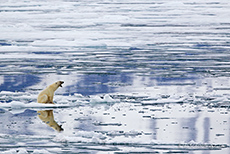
[49,81,64,91]
[55,81,64,87]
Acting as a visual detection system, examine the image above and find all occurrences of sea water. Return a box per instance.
[0,0,230,153]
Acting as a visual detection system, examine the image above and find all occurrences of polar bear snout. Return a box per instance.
[57,81,64,87]
[60,81,64,87]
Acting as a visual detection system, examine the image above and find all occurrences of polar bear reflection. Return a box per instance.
[37,110,64,132]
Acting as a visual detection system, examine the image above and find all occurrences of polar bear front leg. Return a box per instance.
[48,95,55,104]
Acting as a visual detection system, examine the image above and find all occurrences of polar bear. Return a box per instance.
[37,110,64,132]
[37,81,64,104]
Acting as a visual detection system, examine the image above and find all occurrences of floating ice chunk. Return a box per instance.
[74,93,84,98]
[90,95,104,103]
[11,101,25,109]
[90,94,119,104]
[104,94,117,103]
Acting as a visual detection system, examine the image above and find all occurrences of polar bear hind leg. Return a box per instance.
[39,94,49,104]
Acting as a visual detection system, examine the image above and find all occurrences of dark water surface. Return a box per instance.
[0,0,230,153]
